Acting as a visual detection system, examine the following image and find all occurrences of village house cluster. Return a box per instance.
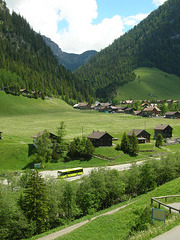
[73,100,180,119]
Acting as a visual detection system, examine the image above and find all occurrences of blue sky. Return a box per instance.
[5,0,167,53]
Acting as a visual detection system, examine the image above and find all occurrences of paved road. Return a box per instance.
[39,160,144,180]
[152,225,180,240]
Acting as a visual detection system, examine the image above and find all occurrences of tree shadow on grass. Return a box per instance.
[22,144,37,170]
[28,144,36,157]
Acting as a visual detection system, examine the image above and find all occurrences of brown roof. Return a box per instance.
[143,106,161,112]
[99,103,111,107]
[154,124,173,130]
[134,110,142,115]
[127,129,150,137]
[87,131,113,139]
[77,102,88,107]
[165,111,179,115]
[110,106,118,110]
[125,107,134,111]
[31,131,57,138]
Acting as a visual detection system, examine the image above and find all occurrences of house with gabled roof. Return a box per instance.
[127,129,151,144]
[133,110,142,116]
[73,102,91,110]
[165,111,180,119]
[94,102,112,111]
[142,106,161,117]
[124,107,135,115]
[154,124,173,139]
[87,131,113,147]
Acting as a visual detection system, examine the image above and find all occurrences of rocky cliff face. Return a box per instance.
[42,35,97,71]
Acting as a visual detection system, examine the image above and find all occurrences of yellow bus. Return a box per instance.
[57,167,83,179]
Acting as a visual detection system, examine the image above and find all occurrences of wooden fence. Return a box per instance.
[151,195,180,214]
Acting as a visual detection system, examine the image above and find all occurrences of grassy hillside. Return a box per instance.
[1,91,180,171]
[56,178,180,240]
[31,177,179,240]
[117,67,180,100]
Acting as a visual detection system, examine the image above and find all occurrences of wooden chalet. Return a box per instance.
[87,131,113,147]
[154,124,173,139]
[125,107,135,114]
[94,103,112,111]
[109,106,118,112]
[127,129,151,144]
[31,131,58,147]
[73,102,91,110]
[142,106,161,117]
[133,110,142,116]
[165,111,180,119]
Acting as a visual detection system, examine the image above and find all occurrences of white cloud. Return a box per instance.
[123,13,149,27]
[152,0,167,7]
[4,0,149,54]
[5,0,125,53]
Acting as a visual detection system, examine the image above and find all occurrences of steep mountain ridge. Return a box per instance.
[42,36,97,71]
[75,0,180,100]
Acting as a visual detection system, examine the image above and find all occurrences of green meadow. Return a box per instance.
[0,91,180,171]
[117,67,180,100]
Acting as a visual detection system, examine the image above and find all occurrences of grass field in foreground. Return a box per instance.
[117,67,180,100]
[0,91,180,171]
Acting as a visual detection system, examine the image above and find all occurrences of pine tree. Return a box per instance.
[129,131,139,155]
[19,170,49,234]
[35,130,53,163]
[120,132,130,154]
[155,133,164,148]
[56,121,66,153]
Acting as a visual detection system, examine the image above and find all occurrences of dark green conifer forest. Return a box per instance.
[0,0,93,102]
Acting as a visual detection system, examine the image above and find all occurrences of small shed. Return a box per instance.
[0,131,3,140]
[154,124,173,139]
[165,111,180,119]
[31,131,58,147]
[87,131,113,147]
[127,129,151,143]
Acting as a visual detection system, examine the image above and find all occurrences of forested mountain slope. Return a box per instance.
[75,0,180,100]
[42,35,97,72]
[0,0,92,102]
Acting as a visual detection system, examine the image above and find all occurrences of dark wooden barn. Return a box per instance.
[165,111,180,119]
[154,124,173,139]
[127,129,151,143]
[87,131,113,147]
